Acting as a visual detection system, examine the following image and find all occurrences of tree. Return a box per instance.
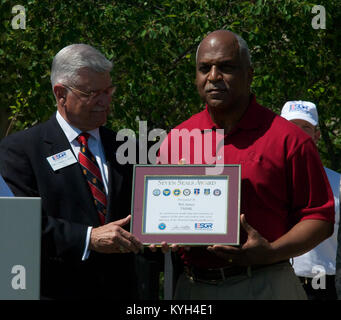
[1,0,340,171]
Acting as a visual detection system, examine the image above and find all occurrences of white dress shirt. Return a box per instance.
[56,111,108,260]
[293,167,340,277]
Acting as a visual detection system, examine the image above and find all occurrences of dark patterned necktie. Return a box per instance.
[77,132,107,225]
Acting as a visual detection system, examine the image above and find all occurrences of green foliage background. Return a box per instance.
[1,0,340,171]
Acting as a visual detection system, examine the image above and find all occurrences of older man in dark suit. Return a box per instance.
[0,44,143,299]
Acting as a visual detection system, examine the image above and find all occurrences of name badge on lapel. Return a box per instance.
[46,149,77,171]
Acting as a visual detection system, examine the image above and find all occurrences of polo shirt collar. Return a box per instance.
[202,94,262,132]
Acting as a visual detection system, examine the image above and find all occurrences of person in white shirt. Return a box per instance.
[281,100,340,300]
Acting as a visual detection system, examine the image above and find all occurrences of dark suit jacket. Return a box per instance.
[0,115,139,299]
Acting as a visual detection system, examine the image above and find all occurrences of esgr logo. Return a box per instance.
[195,223,213,230]
[52,151,66,161]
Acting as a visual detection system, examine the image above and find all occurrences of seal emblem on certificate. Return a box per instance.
[131,165,241,245]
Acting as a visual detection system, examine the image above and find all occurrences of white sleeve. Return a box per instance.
[81,226,93,261]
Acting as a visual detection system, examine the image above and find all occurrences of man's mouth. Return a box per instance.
[206,88,227,93]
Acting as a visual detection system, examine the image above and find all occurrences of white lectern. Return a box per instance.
[0,197,41,300]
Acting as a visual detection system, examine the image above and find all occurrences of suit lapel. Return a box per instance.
[42,115,100,226]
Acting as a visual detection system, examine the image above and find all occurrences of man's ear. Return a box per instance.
[314,129,321,144]
[53,84,67,105]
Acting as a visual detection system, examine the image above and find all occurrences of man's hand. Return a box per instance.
[89,215,143,254]
[207,214,333,266]
[207,214,274,266]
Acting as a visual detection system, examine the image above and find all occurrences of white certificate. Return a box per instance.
[143,176,228,235]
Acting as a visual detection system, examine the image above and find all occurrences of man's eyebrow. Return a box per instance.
[218,59,237,64]
[198,58,236,65]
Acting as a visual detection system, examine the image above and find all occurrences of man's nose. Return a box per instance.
[207,65,222,82]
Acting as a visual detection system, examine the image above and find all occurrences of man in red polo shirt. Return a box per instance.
[157,30,334,299]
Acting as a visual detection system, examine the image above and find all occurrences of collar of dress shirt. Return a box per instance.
[56,111,100,143]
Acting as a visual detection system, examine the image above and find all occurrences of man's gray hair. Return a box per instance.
[50,44,113,89]
[196,31,252,67]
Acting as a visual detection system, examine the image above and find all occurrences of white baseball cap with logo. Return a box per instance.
[280,100,319,126]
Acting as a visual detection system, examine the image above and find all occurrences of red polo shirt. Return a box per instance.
[158,95,334,268]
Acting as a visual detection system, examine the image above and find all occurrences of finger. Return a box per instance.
[117,228,143,253]
[161,241,170,253]
[170,243,180,252]
[178,158,187,165]
[116,236,139,253]
[207,244,239,254]
[148,242,170,253]
[240,214,255,235]
[112,215,131,227]
[115,245,127,254]
[149,244,157,253]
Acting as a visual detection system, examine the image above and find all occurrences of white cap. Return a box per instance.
[280,101,318,126]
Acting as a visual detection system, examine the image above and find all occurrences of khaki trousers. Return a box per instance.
[174,262,307,300]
